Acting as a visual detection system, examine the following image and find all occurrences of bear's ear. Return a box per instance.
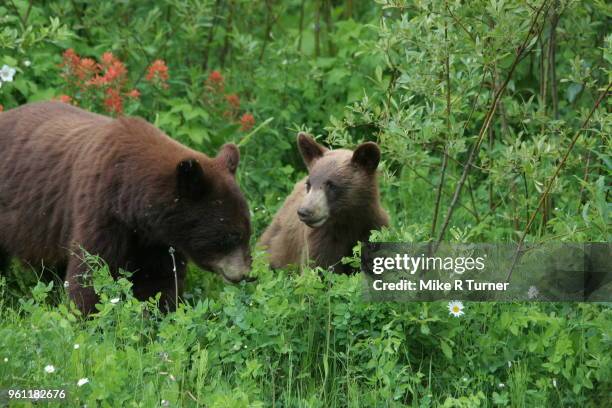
[217,143,240,175]
[351,142,381,174]
[297,132,327,169]
[176,159,208,199]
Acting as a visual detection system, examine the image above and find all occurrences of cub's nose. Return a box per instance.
[297,207,313,219]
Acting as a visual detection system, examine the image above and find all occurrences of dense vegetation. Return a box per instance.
[0,0,610,406]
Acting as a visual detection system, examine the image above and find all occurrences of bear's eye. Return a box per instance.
[218,232,241,251]
[305,179,311,192]
[325,180,337,191]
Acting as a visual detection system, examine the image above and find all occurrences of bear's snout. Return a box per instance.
[298,188,329,228]
[212,247,252,283]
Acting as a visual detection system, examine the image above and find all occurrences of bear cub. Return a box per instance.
[259,132,388,273]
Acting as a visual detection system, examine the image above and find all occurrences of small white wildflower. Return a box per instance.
[77,378,89,387]
[74,344,80,350]
[64,281,70,288]
[507,361,512,368]
[552,378,557,388]
[463,377,468,382]
[448,300,465,317]
[233,343,241,351]
[3,357,7,362]
[109,297,120,304]
[498,383,505,388]
[44,365,55,373]
[161,400,170,407]
[527,286,539,299]
[0,65,16,82]
[168,374,176,382]
[24,60,31,67]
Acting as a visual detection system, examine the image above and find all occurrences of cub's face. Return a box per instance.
[161,144,252,283]
[296,133,381,228]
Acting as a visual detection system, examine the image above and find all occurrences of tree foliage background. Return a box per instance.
[0,0,610,406]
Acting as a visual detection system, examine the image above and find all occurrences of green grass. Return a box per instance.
[0,254,610,407]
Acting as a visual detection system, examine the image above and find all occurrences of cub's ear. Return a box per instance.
[351,142,381,173]
[297,132,327,169]
[176,159,208,198]
[217,143,240,174]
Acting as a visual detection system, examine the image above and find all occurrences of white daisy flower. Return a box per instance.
[507,361,512,368]
[74,344,80,350]
[64,281,70,288]
[527,286,539,299]
[448,300,464,317]
[109,297,120,304]
[3,357,7,362]
[24,60,31,67]
[77,378,89,387]
[0,65,16,82]
[44,365,55,373]
[161,400,170,407]
[498,383,505,388]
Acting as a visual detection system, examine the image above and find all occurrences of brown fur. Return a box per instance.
[0,101,251,313]
[259,133,388,273]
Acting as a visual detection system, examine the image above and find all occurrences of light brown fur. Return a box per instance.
[259,134,388,273]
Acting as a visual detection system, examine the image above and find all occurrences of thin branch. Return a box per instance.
[445,3,476,43]
[578,150,591,203]
[506,82,611,282]
[404,164,480,220]
[433,0,550,251]
[431,6,452,238]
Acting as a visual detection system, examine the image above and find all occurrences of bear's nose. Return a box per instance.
[297,207,313,219]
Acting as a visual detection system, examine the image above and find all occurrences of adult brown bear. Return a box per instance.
[259,132,388,273]
[0,101,252,314]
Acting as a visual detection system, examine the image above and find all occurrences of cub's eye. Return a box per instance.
[305,179,311,192]
[325,180,337,191]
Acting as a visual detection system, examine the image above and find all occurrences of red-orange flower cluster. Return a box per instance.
[104,88,123,114]
[126,89,141,99]
[146,59,169,87]
[225,94,240,109]
[208,70,223,84]
[59,49,144,115]
[202,70,255,133]
[240,113,255,131]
